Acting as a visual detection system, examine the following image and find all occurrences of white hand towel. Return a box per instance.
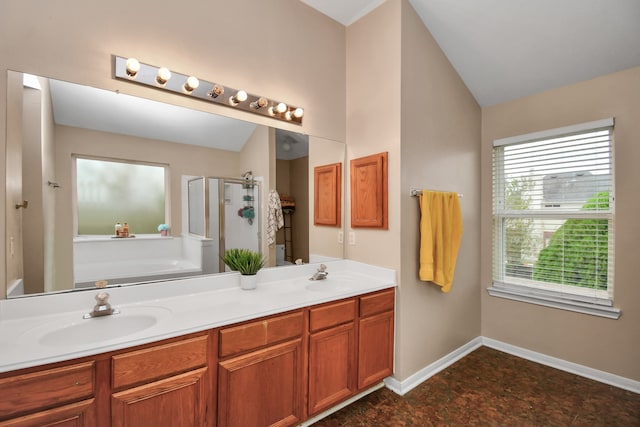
[267,189,284,246]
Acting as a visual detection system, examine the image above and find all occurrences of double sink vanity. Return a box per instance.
[0,260,396,426]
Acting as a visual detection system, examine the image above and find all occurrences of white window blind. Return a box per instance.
[490,119,619,318]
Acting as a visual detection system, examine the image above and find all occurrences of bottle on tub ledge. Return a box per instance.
[115,221,122,236]
[121,222,129,238]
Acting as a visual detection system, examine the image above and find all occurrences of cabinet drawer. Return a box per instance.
[112,335,208,390]
[309,299,356,332]
[219,311,303,358]
[359,289,395,318]
[0,362,94,418]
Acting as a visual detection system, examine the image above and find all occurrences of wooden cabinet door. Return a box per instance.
[350,152,388,229]
[111,368,208,427]
[308,322,356,416]
[0,399,95,427]
[358,310,394,390]
[218,339,303,427]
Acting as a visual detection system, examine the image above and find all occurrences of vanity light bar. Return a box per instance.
[113,56,303,125]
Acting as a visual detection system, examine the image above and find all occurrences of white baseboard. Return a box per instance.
[384,336,640,396]
[384,337,483,395]
[481,337,640,394]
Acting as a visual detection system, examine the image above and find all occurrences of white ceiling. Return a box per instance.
[302,0,640,106]
[49,79,258,152]
[47,79,311,159]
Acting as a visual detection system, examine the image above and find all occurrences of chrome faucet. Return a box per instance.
[84,292,119,319]
[309,264,328,281]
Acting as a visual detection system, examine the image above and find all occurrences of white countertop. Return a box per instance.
[0,260,396,373]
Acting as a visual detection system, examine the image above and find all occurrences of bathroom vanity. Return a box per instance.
[0,261,396,426]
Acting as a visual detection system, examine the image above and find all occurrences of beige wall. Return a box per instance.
[4,72,23,296]
[40,78,57,293]
[481,66,640,381]
[345,0,402,270]
[0,0,345,142]
[345,0,481,381]
[21,87,45,294]
[397,1,482,380]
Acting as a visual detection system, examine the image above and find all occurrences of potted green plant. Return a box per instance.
[221,248,264,290]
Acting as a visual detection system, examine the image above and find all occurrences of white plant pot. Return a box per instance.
[240,274,258,290]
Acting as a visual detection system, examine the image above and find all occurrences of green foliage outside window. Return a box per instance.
[504,176,535,278]
[533,192,609,290]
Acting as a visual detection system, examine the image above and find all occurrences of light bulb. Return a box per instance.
[229,90,248,106]
[125,58,140,77]
[208,84,224,98]
[293,107,304,118]
[285,111,293,121]
[184,76,200,93]
[156,67,171,85]
[275,102,287,113]
[250,97,268,110]
[268,102,287,116]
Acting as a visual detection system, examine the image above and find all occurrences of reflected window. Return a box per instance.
[75,157,167,235]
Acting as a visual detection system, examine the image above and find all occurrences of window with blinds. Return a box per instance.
[489,118,619,319]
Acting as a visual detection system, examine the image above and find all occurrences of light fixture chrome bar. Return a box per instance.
[113,55,303,125]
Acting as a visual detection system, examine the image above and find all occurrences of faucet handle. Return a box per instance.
[95,292,110,305]
[318,264,327,272]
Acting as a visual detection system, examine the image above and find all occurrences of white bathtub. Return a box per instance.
[73,235,215,288]
[74,258,202,288]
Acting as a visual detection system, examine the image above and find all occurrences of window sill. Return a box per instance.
[487,285,621,319]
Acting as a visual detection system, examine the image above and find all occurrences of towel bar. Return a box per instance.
[410,187,463,198]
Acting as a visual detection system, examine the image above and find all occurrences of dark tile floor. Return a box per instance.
[312,346,640,426]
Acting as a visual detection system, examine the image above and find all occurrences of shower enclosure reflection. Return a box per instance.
[207,177,261,273]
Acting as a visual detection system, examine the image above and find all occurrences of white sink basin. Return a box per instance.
[23,306,172,347]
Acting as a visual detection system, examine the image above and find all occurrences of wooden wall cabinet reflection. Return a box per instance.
[314,162,342,227]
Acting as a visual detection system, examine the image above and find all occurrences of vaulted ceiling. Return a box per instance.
[302,0,640,106]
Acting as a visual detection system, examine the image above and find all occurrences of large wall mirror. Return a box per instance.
[5,70,345,298]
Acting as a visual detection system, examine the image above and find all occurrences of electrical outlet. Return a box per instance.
[338,231,344,244]
[349,231,356,245]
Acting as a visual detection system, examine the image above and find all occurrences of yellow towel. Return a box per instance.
[419,191,463,292]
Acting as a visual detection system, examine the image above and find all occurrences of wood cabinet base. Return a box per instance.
[111,368,208,427]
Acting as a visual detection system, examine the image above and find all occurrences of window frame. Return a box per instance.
[488,118,621,319]
[72,155,170,237]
